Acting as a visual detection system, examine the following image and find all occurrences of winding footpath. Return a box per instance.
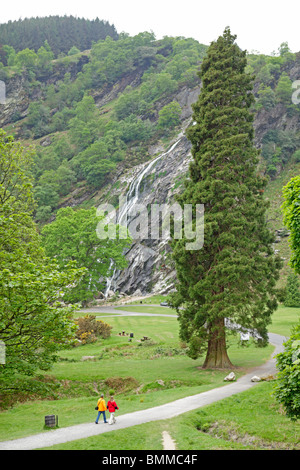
[0,305,286,450]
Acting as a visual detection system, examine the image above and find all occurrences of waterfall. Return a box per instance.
[104,138,182,297]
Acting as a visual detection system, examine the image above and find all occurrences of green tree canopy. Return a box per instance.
[284,272,300,307]
[0,131,85,398]
[257,85,276,111]
[41,206,131,304]
[158,101,182,129]
[275,72,293,105]
[0,16,118,56]
[68,95,99,151]
[282,175,300,274]
[15,47,37,71]
[169,28,281,368]
[274,175,300,420]
[274,322,300,420]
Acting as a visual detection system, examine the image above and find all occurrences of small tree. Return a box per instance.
[274,174,300,419]
[75,315,112,344]
[158,101,181,129]
[41,206,131,304]
[284,272,300,307]
[15,48,37,71]
[257,85,276,111]
[275,73,293,105]
[282,176,300,274]
[273,323,300,420]
[0,131,84,398]
[68,46,80,56]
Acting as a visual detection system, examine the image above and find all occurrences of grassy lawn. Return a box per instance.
[0,304,299,448]
[41,381,300,450]
[115,305,177,315]
[108,294,169,306]
[113,298,300,335]
[269,304,300,336]
[128,294,169,304]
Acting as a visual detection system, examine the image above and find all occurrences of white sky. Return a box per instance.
[1,0,299,55]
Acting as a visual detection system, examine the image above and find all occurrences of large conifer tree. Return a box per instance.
[170,28,281,368]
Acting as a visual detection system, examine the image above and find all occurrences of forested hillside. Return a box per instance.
[0,31,208,223]
[0,20,300,292]
[0,16,118,57]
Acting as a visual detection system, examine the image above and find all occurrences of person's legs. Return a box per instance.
[95,411,101,424]
[109,412,115,424]
[96,411,107,423]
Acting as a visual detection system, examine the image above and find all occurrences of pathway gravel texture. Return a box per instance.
[0,305,286,450]
[162,431,176,450]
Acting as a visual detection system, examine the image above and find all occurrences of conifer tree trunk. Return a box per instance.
[202,318,233,369]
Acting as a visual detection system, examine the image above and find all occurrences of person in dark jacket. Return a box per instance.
[107,396,119,425]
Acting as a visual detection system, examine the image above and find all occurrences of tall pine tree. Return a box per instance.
[170,28,281,368]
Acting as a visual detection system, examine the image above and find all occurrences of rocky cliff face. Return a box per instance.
[97,87,201,297]
[109,132,193,296]
[0,54,90,129]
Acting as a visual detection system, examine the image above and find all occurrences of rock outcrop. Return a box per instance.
[105,131,193,295]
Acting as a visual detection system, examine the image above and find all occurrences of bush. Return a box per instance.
[75,315,112,344]
[96,319,113,339]
[275,286,287,303]
[284,272,300,307]
[157,101,181,129]
[292,149,300,162]
[104,376,139,393]
[274,321,300,420]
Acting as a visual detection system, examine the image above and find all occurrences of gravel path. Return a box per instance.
[162,431,177,450]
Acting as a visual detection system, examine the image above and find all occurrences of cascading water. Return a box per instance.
[104,138,182,297]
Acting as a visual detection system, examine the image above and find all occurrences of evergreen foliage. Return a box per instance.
[284,272,300,307]
[170,28,282,368]
[0,16,118,57]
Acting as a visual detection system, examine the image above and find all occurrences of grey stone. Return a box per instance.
[224,372,236,382]
[251,375,261,382]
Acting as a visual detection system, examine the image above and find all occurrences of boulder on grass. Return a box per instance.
[251,375,261,382]
[224,372,236,381]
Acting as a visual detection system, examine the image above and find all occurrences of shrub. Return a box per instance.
[274,321,300,420]
[284,272,300,307]
[96,319,113,339]
[104,376,139,393]
[157,101,181,129]
[75,315,112,344]
[78,331,97,345]
[292,149,300,162]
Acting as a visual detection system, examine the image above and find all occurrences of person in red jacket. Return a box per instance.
[107,395,119,425]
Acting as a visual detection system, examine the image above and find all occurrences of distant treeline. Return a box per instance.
[0,15,119,57]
